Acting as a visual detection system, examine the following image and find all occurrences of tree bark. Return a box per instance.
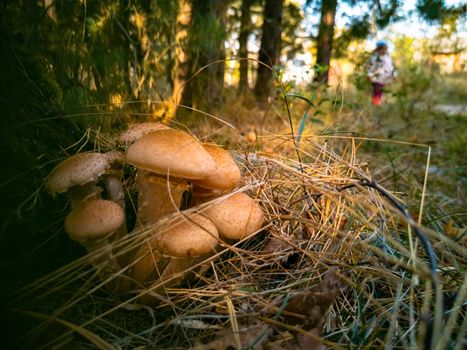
[191,0,228,111]
[167,0,193,118]
[254,0,283,104]
[238,0,252,94]
[314,0,338,84]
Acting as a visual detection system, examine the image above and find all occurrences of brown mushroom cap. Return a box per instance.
[155,213,219,257]
[203,192,265,240]
[117,122,169,145]
[131,213,219,283]
[45,153,110,196]
[64,199,125,243]
[192,144,241,190]
[104,150,125,167]
[126,129,217,179]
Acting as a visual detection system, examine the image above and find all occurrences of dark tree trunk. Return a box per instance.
[314,0,337,84]
[167,0,192,117]
[254,0,283,103]
[191,0,228,111]
[210,0,227,107]
[238,0,252,94]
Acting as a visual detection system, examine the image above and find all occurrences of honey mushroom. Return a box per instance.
[202,192,265,241]
[117,122,170,147]
[64,199,125,293]
[45,151,132,291]
[45,126,266,299]
[46,151,127,211]
[125,128,217,227]
[45,152,111,207]
[189,144,265,241]
[131,213,219,304]
[123,128,221,296]
[189,144,265,279]
[191,143,241,206]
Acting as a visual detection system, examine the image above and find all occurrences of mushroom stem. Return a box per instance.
[129,172,188,287]
[135,170,188,227]
[69,183,102,209]
[85,238,121,282]
[102,173,130,267]
[139,256,201,305]
[191,186,225,207]
[102,173,126,209]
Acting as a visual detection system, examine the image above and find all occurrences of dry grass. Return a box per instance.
[7,114,466,349]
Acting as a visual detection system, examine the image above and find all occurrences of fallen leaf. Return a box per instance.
[278,267,346,349]
[262,236,294,263]
[190,324,272,350]
[444,220,466,242]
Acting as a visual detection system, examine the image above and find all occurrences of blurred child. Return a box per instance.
[367,41,394,106]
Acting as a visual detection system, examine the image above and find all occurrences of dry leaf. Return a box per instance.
[283,267,345,328]
[262,236,294,263]
[277,267,346,349]
[190,324,272,350]
[296,330,326,350]
[444,220,466,242]
[265,329,325,350]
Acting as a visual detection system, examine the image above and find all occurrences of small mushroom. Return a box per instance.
[131,213,219,287]
[191,144,241,206]
[65,199,125,291]
[45,152,111,207]
[193,144,241,190]
[46,151,130,267]
[126,129,217,227]
[202,192,265,240]
[156,214,219,257]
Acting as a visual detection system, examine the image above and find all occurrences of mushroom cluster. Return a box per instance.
[45,122,265,301]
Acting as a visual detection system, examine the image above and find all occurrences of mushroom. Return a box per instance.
[101,150,131,267]
[64,199,125,292]
[155,214,219,257]
[131,213,219,293]
[46,151,131,272]
[193,144,241,191]
[45,152,111,208]
[202,192,265,240]
[132,170,189,227]
[117,122,170,147]
[102,150,126,208]
[191,144,241,206]
[125,129,217,227]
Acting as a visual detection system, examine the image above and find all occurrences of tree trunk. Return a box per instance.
[191,0,228,111]
[238,0,252,94]
[314,0,338,84]
[254,0,283,104]
[167,0,193,118]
